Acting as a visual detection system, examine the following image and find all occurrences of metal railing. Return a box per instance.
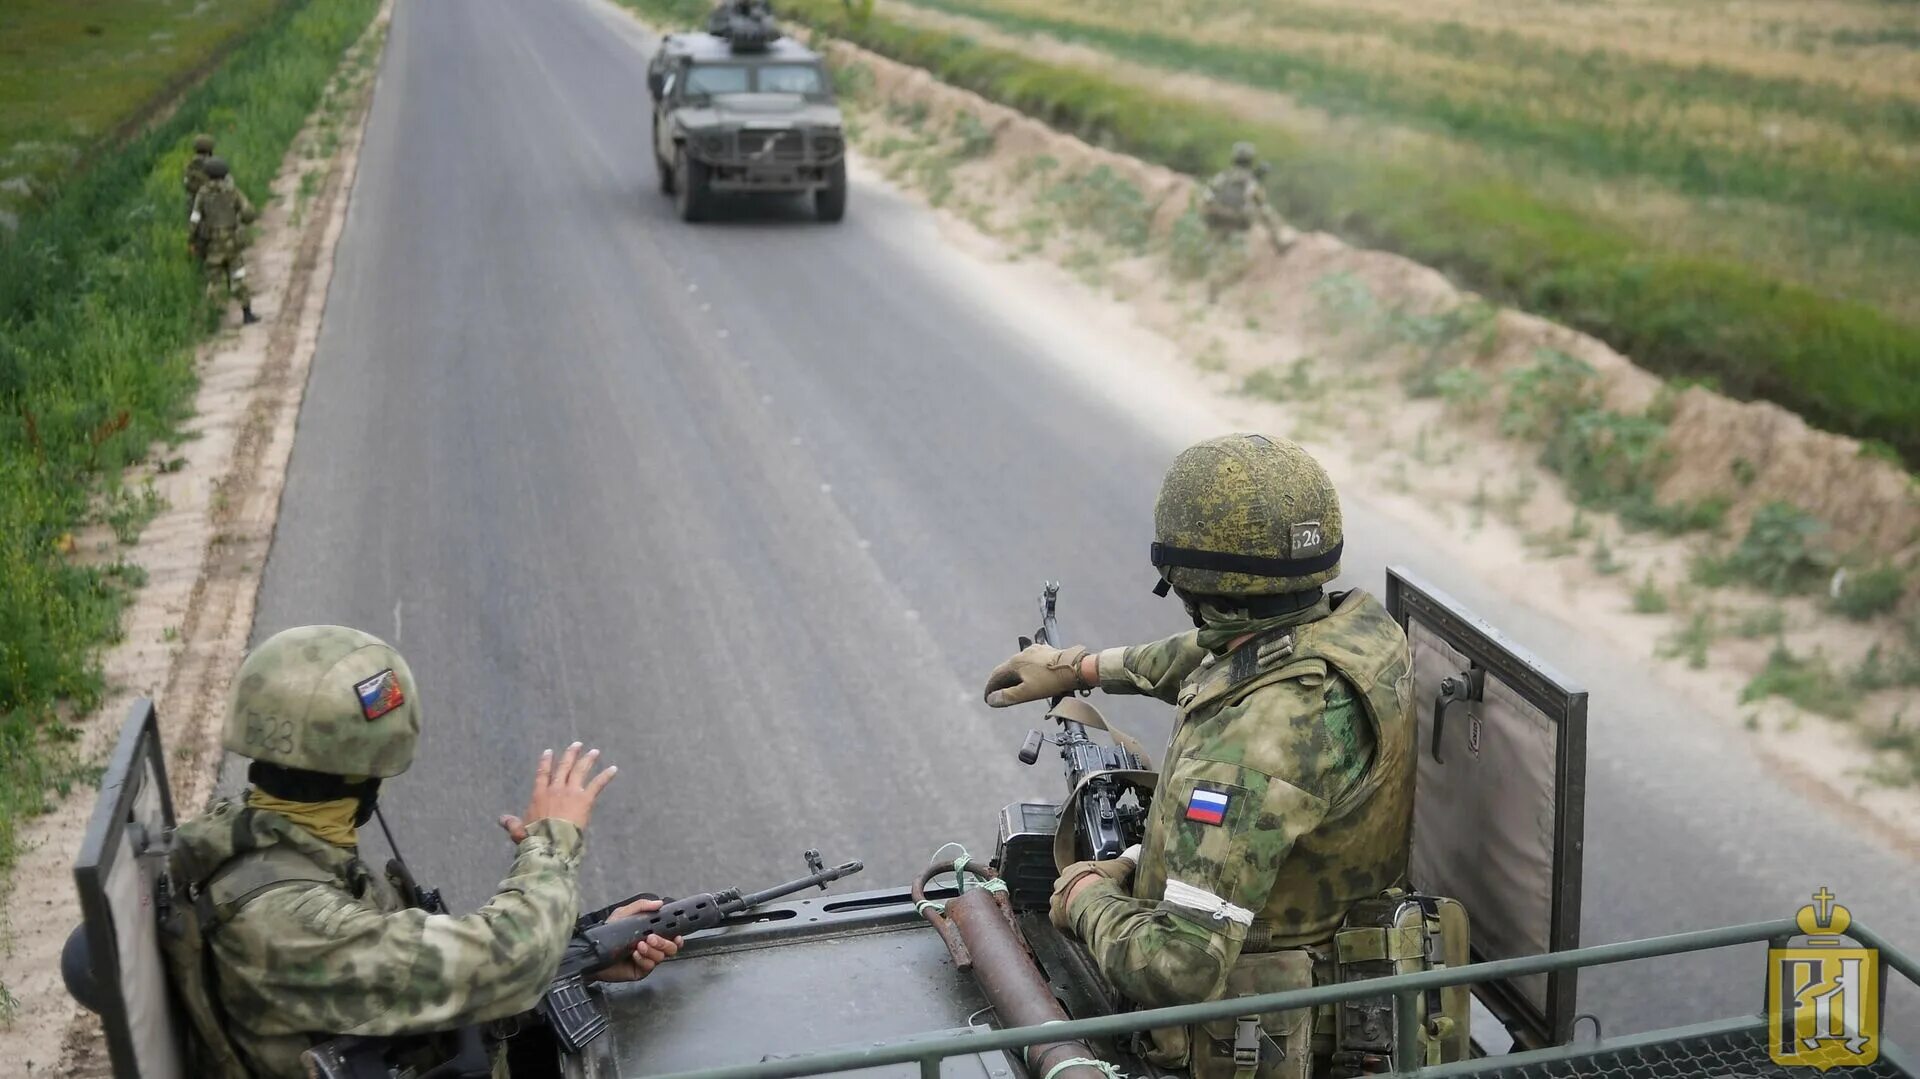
[646,918,1917,1079]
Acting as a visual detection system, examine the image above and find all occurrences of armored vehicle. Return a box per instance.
[646,15,847,223]
[62,569,1917,1078]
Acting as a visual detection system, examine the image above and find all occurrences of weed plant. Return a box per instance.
[1742,644,1851,719]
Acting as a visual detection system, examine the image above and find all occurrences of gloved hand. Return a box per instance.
[983,644,1091,707]
[1049,850,1138,930]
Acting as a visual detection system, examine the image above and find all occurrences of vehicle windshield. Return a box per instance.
[683,64,751,96]
[756,64,824,95]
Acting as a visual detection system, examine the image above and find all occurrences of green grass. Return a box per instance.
[0,0,381,880]
[0,0,284,223]
[1742,643,1852,719]
[895,0,1920,237]
[627,0,1920,464]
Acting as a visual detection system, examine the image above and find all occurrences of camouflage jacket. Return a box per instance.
[1066,591,1415,1008]
[1202,165,1266,223]
[184,155,212,200]
[171,802,584,1078]
[191,178,256,239]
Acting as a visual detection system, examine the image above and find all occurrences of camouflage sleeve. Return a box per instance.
[1094,631,1208,704]
[240,190,258,224]
[216,819,585,1037]
[1065,684,1370,1006]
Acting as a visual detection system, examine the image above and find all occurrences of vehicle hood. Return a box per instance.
[678,94,843,129]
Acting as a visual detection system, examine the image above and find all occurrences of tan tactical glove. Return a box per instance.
[1049,848,1139,930]
[983,644,1091,707]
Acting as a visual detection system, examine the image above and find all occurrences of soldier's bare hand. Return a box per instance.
[588,897,683,983]
[498,742,618,843]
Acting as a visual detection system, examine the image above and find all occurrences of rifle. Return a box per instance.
[1015,583,1148,861]
[302,851,864,1077]
[539,850,864,1052]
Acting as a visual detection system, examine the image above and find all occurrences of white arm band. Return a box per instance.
[1163,878,1255,927]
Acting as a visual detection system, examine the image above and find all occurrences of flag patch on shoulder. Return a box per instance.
[354,669,404,721]
[1185,788,1230,825]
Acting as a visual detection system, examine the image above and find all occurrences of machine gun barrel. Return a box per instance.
[1025,583,1146,862]
[569,858,863,977]
[542,854,863,1053]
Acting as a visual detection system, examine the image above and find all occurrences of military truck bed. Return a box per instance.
[575,887,1013,1079]
[564,889,1914,1079]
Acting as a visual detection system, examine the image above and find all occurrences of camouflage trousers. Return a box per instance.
[1203,226,1251,302]
[201,233,252,308]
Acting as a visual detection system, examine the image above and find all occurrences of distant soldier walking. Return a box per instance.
[189,157,260,325]
[1200,141,1297,299]
[184,135,217,257]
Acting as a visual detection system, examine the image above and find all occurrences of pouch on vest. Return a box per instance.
[1329,891,1471,1075]
[1151,948,1314,1079]
[159,841,335,1078]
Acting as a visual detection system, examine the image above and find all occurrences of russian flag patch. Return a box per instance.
[354,669,404,721]
[1185,787,1230,826]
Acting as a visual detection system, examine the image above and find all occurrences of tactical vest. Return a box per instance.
[1138,591,1415,951]
[158,806,348,1079]
[1203,168,1258,232]
[1131,593,1426,1078]
[196,181,244,233]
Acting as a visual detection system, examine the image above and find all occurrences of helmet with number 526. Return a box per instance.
[1150,433,1344,597]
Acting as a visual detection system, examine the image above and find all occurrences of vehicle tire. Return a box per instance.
[814,159,848,223]
[675,150,709,223]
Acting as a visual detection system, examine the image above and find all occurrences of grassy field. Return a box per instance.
[0,0,285,226]
[629,0,1920,464]
[0,0,381,878]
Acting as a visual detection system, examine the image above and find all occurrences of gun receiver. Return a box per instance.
[542,851,864,1052]
[1020,583,1148,862]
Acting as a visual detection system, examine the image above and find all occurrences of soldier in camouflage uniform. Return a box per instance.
[1200,142,1296,301]
[184,134,216,253]
[168,626,679,1078]
[984,435,1414,1079]
[188,157,261,324]
[184,135,216,206]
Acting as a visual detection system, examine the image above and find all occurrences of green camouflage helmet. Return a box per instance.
[203,156,230,180]
[193,134,215,154]
[1231,141,1257,166]
[222,626,421,777]
[1150,433,1343,596]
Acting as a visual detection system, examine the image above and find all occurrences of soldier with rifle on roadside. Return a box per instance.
[1199,142,1297,300]
[983,434,1419,1079]
[161,625,682,1078]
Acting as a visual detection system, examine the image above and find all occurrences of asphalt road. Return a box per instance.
[237,0,1918,1048]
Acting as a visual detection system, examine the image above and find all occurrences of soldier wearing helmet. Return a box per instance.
[983,435,1415,1078]
[184,134,217,215]
[165,626,678,1078]
[189,156,261,324]
[1199,140,1296,298]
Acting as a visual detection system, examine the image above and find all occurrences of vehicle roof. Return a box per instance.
[659,32,821,63]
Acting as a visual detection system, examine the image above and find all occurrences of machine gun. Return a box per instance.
[303,852,864,1078]
[1014,583,1149,862]
[541,850,863,1052]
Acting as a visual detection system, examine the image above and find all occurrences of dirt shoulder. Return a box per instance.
[0,5,391,1071]
[820,41,1920,852]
